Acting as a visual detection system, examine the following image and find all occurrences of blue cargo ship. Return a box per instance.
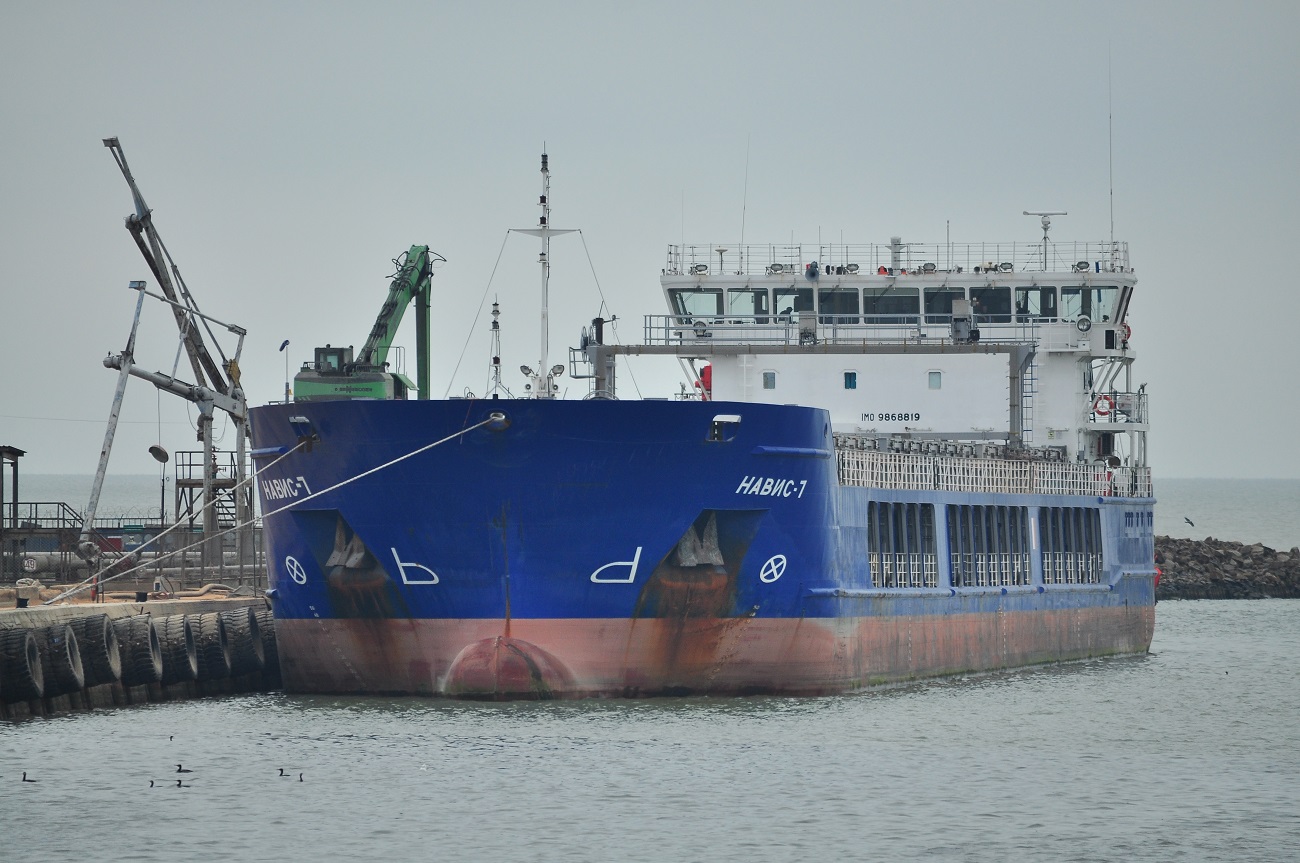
[249,159,1154,697]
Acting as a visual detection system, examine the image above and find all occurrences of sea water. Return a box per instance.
[4,477,1299,861]
[1,600,1298,862]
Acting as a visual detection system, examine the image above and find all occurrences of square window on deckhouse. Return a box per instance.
[863,287,919,323]
[844,371,858,389]
[924,287,965,323]
[818,288,860,324]
[763,371,777,390]
[727,288,770,322]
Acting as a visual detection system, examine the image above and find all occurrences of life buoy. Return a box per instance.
[1122,323,1132,341]
[1093,394,1114,416]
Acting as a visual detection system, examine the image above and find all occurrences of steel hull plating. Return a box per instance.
[273,603,1154,697]
[250,398,1156,698]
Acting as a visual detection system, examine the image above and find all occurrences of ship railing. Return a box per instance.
[666,241,1131,278]
[922,553,938,587]
[1042,551,1104,585]
[871,552,939,588]
[644,315,1046,347]
[838,450,1151,498]
[1089,391,1150,425]
[1044,552,1063,584]
[1085,552,1103,583]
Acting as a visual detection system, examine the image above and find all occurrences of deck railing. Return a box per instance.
[837,450,1153,498]
[667,241,1131,278]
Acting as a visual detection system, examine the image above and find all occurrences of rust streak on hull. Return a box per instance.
[275,605,1155,697]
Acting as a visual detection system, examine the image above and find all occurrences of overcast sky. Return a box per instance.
[2,0,1297,479]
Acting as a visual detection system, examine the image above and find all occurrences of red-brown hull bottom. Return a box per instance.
[275,605,1156,698]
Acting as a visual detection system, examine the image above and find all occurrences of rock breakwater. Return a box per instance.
[1156,536,1300,600]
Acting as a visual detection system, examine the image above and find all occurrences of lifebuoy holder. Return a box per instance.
[1093,394,1115,416]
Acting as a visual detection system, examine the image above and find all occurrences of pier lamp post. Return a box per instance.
[149,445,169,525]
[149,444,169,590]
[279,339,291,403]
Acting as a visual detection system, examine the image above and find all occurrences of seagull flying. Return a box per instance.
[1184,517,1195,527]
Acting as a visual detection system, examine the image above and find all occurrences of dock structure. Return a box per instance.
[0,594,279,721]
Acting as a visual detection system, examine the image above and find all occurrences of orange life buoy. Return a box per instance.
[1093,394,1115,416]
[1123,323,1132,341]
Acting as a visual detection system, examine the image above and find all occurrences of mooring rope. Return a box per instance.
[43,412,504,604]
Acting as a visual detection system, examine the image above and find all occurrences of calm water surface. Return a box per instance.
[2,600,1298,862]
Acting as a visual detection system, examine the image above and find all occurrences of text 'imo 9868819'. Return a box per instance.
[249,158,1154,698]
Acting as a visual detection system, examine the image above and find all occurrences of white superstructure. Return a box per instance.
[575,234,1147,475]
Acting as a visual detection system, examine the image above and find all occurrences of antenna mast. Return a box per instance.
[511,152,576,398]
[1109,45,1117,271]
[1023,211,1067,271]
[487,299,512,399]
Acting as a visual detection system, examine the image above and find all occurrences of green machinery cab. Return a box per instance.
[293,245,438,402]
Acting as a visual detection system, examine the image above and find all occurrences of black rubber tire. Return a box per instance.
[0,629,45,702]
[157,615,199,685]
[112,615,163,687]
[74,614,122,687]
[193,612,231,681]
[222,607,265,676]
[254,609,281,689]
[35,624,85,697]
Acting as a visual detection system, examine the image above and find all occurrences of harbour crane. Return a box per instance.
[86,138,251,569]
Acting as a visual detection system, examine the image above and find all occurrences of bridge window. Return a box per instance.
[924,287,965,323]
[969,286,1011,323]
[1061,285,1119,323]
[863,287,919,323]
[844,371,857,390]
[669,288,723,319]
[774,287,814,320]
[818,288,860,324]
[727,288,770,322]
[1015,286,1057,320]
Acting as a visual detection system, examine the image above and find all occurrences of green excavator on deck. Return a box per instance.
[292,245,442,402]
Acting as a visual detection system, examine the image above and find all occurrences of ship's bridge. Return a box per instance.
[658,239,1134,354]
[573,238,1148,470]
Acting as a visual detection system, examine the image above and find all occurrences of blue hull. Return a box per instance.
[249,398,1156,696]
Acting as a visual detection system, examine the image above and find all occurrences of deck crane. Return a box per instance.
[292,245,441,401]
[87,138,251,568]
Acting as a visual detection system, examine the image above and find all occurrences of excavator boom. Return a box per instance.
[293,245,439,402]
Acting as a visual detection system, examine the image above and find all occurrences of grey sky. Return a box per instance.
[2,1,1297,479]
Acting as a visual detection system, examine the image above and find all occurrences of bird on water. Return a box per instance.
[279,768,291,777]
[176,779,191,788]
[21,772,36,783]
[176,764,193,773]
